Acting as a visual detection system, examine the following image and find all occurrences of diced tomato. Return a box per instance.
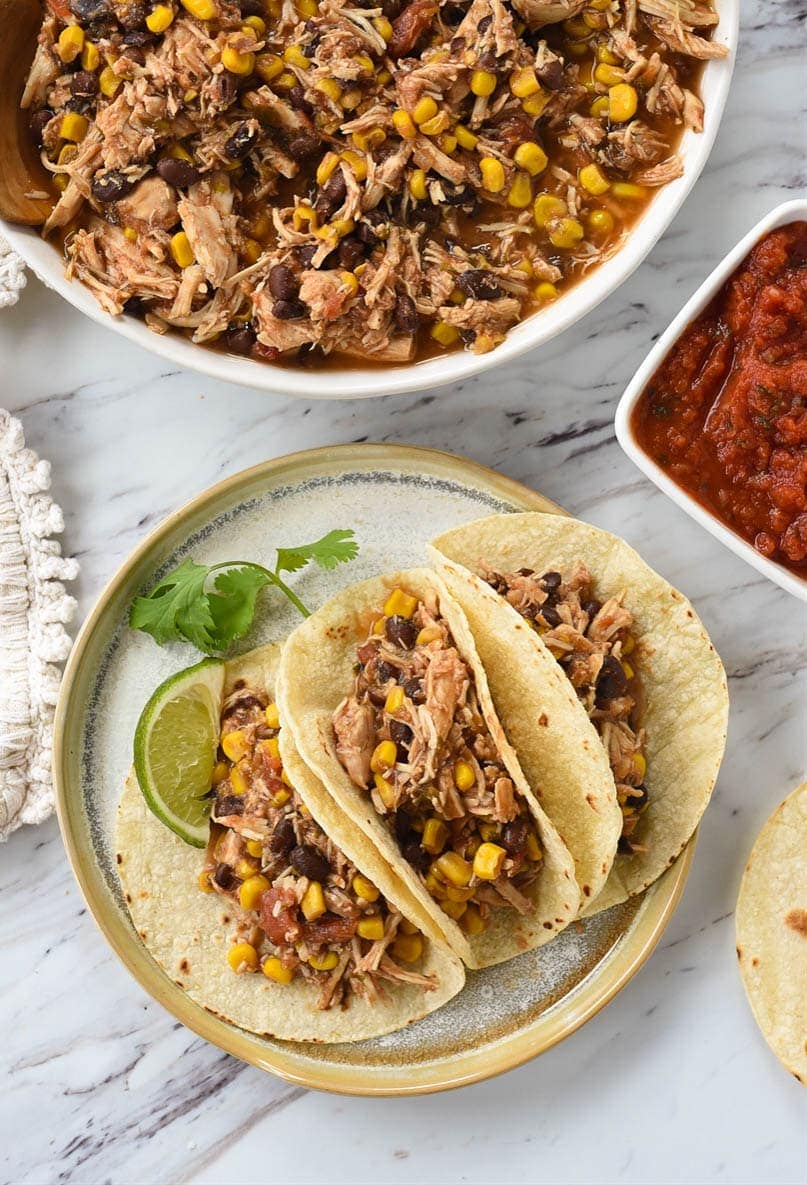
[302,915,357,946]
[259,887,302,946]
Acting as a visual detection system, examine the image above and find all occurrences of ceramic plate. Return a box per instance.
[53,444,693,1095]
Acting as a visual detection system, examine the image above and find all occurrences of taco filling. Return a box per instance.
[479,561,648,851]
[333,586,544,936]
[203,678,434,1010]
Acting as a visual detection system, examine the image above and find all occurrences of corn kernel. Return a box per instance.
[597,43,619,64]
[510,66,540,98]
[99,65,122,96]
[357,915,385,941]
[182,0,217,16]
[399,917,419,935]
[57,25,85,63]
[351,874,379,902]
[525,829,542,861]
[339,150,367,181]
[455,123,478,150]
[373,14,393,40]
[256,52,284,83]
[352,127,385,152]
[121,227,137,243]
[60,112,89,142]
[221,729,249,762]
[470,69,496,97]
[449,288,465,305]
[385,685,405,713]
[392,109,417,140]
[246,839,264,858]
[260,737,280,762]
[198,870,213,892]
[384,588,418,618]
[435,851,472,887]
[301,880,326,921]
[262,955,293,984]
[236,855,259,880]
[272,787,291,806]
[377,68,392,86]
[477,821,498,843]
[533,193,566,227]
[480,157,506,193]
[621,633,636,656]
[53,174,69,192]
[579,162,610,194]
[316,77,343,103]
[339,270,359,298]
[57,144,76,167]
[212,760,229,786]
[612,181,647,200]
[222,46,256,75]
[431,321,460,347]
[550,214,584,249]
[146,4,175,32]
[534,281,558,302]
[416,625,441,645]
[422,816,448,855]
[424,871,446,898]
[461,904,487,935]
[442,898,468,920]
[228,941,258,972]
[374,773,397,809]
[309,951,339,971]
[292,204,318,231]
[633,752,647,781]
[522,91,550,116]
[473,841,506,881]
[453,761,476,792]
[512,142,547,177]
[410,96,436,126]
[589,95,609,118]
[564,16,589,36]
[260,702,279,731]
[283,44,311,68]
[419,111,450,136]
[81,40,100,70]
[372,617,385,635]
[244,14,266,34]
[594,62,623,86]
[609,82,638,122]
[621,659,635,680]
[444,883,473,902]
[507,171,533,209]
[297,0,318,14]
[371,740,397,773]
[229,764,248,795]
[239,873,270,911]
[392,933,423,962]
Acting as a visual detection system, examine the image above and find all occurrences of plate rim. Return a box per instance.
[52,442,694,1095]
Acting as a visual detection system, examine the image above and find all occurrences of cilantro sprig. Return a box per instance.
[129,529,358,654]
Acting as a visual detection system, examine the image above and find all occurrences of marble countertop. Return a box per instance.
[2,4,805,1182]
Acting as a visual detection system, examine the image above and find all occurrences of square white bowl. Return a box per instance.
[615,198,807,602]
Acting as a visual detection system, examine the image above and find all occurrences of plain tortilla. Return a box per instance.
[736,781,807,1085]
[116,643,464,1044]
[430,513,729,915]
[277,568,580,970]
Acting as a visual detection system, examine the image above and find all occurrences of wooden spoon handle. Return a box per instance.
[0,0,56,227]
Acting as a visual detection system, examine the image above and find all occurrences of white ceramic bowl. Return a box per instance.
[616,198,807,602]
[1,5,737,399]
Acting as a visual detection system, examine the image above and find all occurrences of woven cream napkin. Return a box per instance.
[0,407,78,840]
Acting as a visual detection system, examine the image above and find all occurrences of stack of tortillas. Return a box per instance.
[736,781,807,1086]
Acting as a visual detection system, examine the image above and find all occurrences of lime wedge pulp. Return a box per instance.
[133,658,225,847]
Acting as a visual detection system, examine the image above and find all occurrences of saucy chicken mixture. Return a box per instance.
[22,0,723,367]
[204,679,434,1008]
[480,562,648,850]
[333,586,544,936]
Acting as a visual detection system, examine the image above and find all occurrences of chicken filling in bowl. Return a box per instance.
[480,562,648,850]
[205,679,435,1008]
[333,587,544,935]
[21,0,724,367]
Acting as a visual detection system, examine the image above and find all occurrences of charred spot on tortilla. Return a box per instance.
[126,893,132,903]
[751,957,759,967]
[180,959,190,973]
[784,909,807,937]
[116,852,123,864]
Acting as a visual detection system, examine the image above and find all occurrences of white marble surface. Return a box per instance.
[2,4,806,1182]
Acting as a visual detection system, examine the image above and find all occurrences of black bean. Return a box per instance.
[617,834,633,855]
[536,59,564,90]
[403,678,424,702]
[86,15,120,38]
[290,844,331,881]
[288,84,313,114]
[442,185,474,207]
[450,35,466,53]
[91,170,136,203]
[393,293,419,334]
[385,615,418,649]
[70,71,99,98]
[539,605,561,628]
[156,157,200,187]
[272,299,307,320]
[517,567,534,576]
[458,269,502,301]
[121,46,147,66]
[337,235,364,270]
[70,0,110,19]
[122,30,154,46]
[501,816,529,856]
[376,659,398,683]
[213,862,238,890]
[595,655,628,706]
[240,0,266,13]
[390,720,412,746]
[224,122,258,160]
[541,571,562,591]
[402,840,430,872]
[582,598,601,620]
[295,243,318,268]
[314,168,346,219]
[29,109,54,148]
[118,1,148,29]
[269,816,296,856]
[215,794,244,817]
[356,220,379,248]
[222,325,256,355]
[459,328,476,346]
[418,205,441,228]
[394,809,415,841]
[628,784,648,811]
[268,264,299,300]
[287,133,319,161]
[477,49,497,69]
[478,14,492,31]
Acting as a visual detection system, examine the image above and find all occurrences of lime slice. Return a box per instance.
[133,658,225,847]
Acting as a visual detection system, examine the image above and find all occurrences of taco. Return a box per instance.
[430,513,729,914]
[277,568,594,970]
[736,781,807,1086]
[117,643,464,1043]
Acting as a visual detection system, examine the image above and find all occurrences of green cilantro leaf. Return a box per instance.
[207,565,272,649]
[129,558,217,652]
[275,529,359,574]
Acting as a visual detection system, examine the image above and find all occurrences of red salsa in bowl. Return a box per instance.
[631,220,807,578]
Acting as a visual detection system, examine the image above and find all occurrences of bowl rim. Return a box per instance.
[615,197,807,604]
[52,441,695,1095]
[1,1,738,400]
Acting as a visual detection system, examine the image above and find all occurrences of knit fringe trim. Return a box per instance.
[0,409,78,839]
[0,236,26,310]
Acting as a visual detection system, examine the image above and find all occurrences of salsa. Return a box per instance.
[632,221,807,576]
